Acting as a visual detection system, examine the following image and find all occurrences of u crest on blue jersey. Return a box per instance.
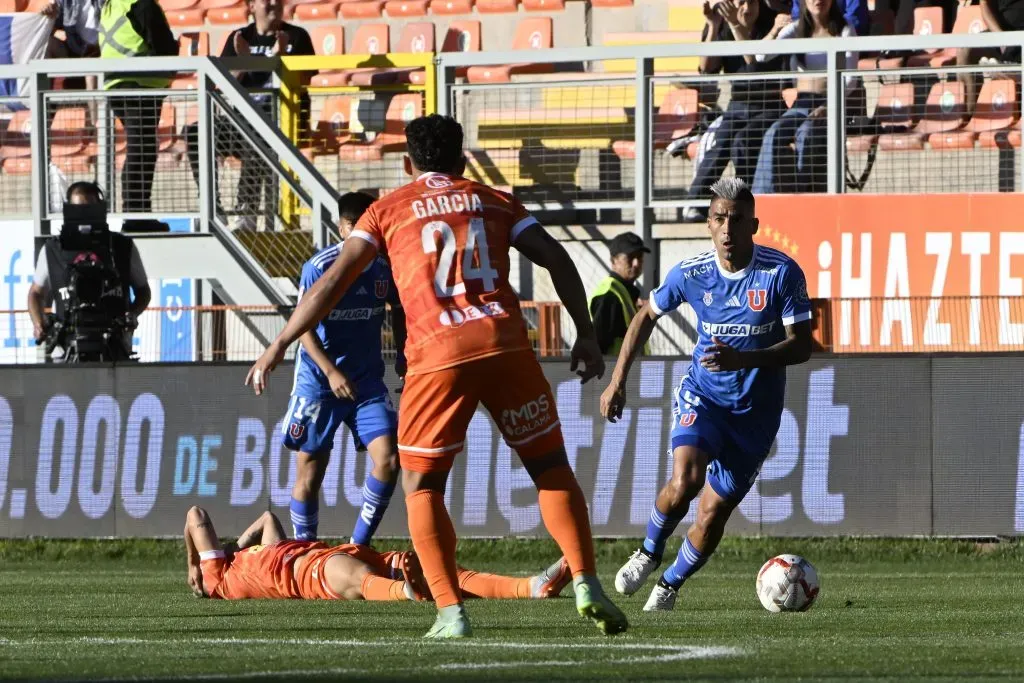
[289,423,305,439]
[679,411,697,427]
[747,289,767,312]
[374,279,389,298]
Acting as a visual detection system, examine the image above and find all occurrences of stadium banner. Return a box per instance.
[756,194,1024,352]
[0,357,1020,538]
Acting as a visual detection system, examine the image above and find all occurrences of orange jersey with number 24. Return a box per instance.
[351,173,538,376]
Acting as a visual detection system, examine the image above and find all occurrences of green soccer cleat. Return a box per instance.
[423,604,473,639]
[574,576,629,636]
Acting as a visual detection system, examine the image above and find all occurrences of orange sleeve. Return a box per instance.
[350,203,385,253]
[506,195,540,243]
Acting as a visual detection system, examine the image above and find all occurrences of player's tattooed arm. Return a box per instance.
[236,511,286,549]
[600,304,659,422]
[700,320,812,371]
[300,331,357,401]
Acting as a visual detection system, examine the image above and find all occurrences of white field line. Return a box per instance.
[437,646,742,671]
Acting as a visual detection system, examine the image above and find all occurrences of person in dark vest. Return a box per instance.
[27,182,151,361]
[589,232,652,356]
[99,0,177,222]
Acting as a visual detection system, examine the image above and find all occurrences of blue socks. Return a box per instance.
[661,537,708,589]
[350,473,396,546]
[642,505,685,558]
[290,497,319,541]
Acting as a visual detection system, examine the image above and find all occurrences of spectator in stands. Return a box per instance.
[184,0,314,231]
[42,0,99,60]
[589,232,651,356]
[99,0,177,225]
[683,0,787,222]
[752,0,858,194]
[789,0,869,36]
[956,0,1024,116]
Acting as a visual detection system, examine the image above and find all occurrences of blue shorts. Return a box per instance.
[669,380,782,502]
[281,381,397,456]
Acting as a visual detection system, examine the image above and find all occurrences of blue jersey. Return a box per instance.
[651,245,811,414]
[292,245,398,399]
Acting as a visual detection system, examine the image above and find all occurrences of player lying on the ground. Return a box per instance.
[246,114,626,639]
[600,178,812,611]
[184,506,571,602]
[283,191,406,546]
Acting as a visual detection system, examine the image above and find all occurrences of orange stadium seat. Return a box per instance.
[306,96,353,158]
[167,8,206,26]
[49,107,89,157]
[339,92,421,160]
[523,0,563,10]
[909,5,985,67]
[199,0,243,8]
[878,6,944,69]
[476,0,517,12]
[848,83,913,152]
[880,81,965,150]
[341,0,385,18]
[613,86,699,159]
[591,0,632,6]
[310,25,345,55]
[178,32,210,56]
[442,19,481,52]
[311,23,389,86]
[207,6,248,23]
[347,22,434,85]
[931,78,1019,149]
[429,0,472,13]
[385,0,428,16]
[465,16,552,83]
[856,8,894,69]
[2,111,33,175]
[294,2,339,19]
[158,0,199,11]
[0,0,27,10]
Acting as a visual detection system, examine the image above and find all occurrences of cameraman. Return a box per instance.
[27,181,151,360]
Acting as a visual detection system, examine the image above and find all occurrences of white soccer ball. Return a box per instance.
[755,554,820,612]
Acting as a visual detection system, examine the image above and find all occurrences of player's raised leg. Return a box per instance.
[284,395,345,541]
[646,480,738,611]
[348,392,399,546]
[617,443,710,596]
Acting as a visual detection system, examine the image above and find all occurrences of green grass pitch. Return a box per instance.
[1,537,1023,682]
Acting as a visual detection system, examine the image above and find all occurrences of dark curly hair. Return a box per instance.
[405,114,465,174]
[338,191,375,224]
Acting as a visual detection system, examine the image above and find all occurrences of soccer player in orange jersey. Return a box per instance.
[245,114,627,638]
[184,506,571,602]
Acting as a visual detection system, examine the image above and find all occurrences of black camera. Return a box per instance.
[43,201,136,363]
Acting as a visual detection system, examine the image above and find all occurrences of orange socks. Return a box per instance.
[535,464,597,577]
[360,574,407,601]
[457,570,532,599]
[405,489,462,608]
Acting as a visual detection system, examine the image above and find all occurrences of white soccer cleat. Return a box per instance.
[614,548,661,596]
[643,582,678,612]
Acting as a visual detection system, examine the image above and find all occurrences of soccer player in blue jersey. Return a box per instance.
[599,178,812,611]
[284,191,406,546]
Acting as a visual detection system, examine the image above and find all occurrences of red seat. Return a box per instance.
[385,0,428,15]
[306,96,354,158]
[950,78,1019,149]
[339,92,421,160]
[206,6,248,23]
[158,0,198,11]
[347,22,434,85]
[523,0,562,10]
[442,19,480,52]
[879,7,944,69]
[911,5,985,68]
[882,81,966,151]
[294,1,339,19]
[178,32,210,57]
[0,0,27,10]
[340,0,384,18]
[429,0,472,13]
[476,0,516,11]
[199,0,243,8]
[851,83,914,151]
[466,16,552,83]
[167,8,206,26]
[613,87,698,159]
[50,107,90,157]
[310,26,345,56]
[311,24,389,86]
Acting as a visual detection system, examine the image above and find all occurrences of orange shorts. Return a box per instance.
[199,550,228,597]
[294,545,402,600]
[398,350,564,473]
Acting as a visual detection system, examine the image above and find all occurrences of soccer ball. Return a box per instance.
[755,554,819,612]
